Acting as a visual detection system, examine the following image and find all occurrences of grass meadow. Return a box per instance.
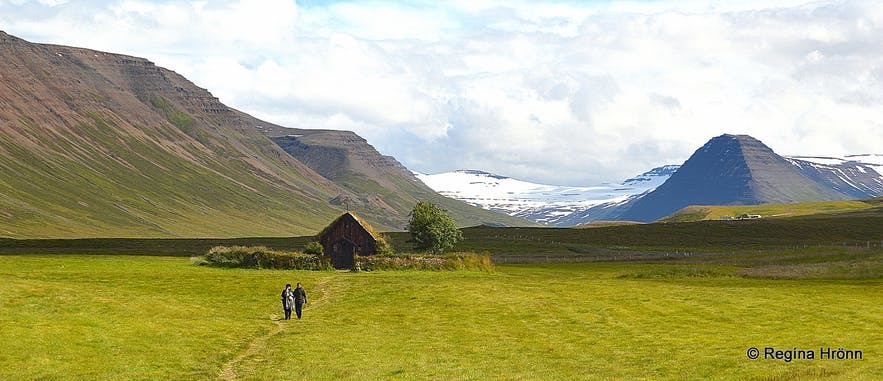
[1,255,880,380]
[660,200,880,223]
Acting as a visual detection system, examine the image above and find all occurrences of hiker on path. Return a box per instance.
[294,282,307,319]
[281,284,295,320]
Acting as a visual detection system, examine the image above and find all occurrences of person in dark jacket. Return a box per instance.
[294,282,307,319]
[281,283,295,320]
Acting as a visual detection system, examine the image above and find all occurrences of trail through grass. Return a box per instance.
[0,256,880,380]
[218,275,337,379]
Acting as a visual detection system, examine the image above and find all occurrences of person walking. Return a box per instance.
[294,282,307,319]
[281,283,295,320]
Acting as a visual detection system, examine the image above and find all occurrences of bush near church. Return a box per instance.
[407,201,464,254]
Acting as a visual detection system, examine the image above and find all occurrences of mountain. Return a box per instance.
[419,135,883,226]
[617,134,882,222]
[262,128,533,229]
[415,166,679,225]
[0,31,527,238]
[786,155,883,198]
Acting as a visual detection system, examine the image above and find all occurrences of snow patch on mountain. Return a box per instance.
[785,154,883,198]
[791,154,883,166]
[415,166,679,225]
[848,154,883,166]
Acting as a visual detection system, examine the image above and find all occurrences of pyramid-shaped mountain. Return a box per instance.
[618,134,850,222]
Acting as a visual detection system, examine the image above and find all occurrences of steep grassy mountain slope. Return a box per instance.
[263,127,533,228]
[0,31,350,237]
[0,31,527,237]
[618,134,851,222]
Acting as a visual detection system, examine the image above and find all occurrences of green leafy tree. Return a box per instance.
[407,201,463,254]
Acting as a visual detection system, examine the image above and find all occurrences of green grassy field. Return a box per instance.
[1,255,880,380]
[660,199,882,223]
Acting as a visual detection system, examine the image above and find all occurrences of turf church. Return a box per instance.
[318,212,381,269]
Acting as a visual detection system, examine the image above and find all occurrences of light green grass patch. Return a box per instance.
[0,256,880,380]
[663,200,877,222]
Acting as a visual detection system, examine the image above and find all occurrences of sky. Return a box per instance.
[1,0,881,185]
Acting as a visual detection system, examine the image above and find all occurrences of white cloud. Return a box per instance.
[1,0,882,185]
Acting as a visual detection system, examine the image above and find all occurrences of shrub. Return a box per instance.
[304,241,324,255]
[376,234,396,256]
[356,252,492,271]
[196,246,333,270]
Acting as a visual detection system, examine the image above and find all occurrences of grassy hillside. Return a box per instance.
[660,199,880,223]
[0,113,340,238]
[0,33,349,238]
[0,32,528,238]
[0,256,879,380]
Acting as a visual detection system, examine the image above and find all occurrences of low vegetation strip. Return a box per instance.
[0,237,314,256]
[195,246,333,271]
[194,247,493,272]
[737,254,883,280]
[356,252,493,271]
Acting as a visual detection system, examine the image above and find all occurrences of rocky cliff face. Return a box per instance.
[264,127,531,229]
[269,130,409,184]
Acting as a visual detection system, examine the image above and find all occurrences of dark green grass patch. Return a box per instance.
[738,253,883,280]
[356,252,493,271]
[617,264,738,279]
[3,204,880,258]
[0,236,314,256]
